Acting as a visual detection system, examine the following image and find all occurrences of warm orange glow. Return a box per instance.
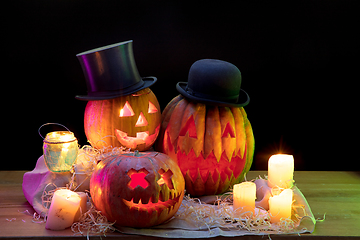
[115,125,160,149]
[46,131,76,142]
[135,112,148,127]
[148,101,158,113]
[97,187,102,197]
[127,169,150,189]
[43,131,78,172]
[45,189,81,230]
[233,182,256,217]
[268,154,294,188]
[157,177,165,186]
[269,188,293,223]
[179,115,197,138]
[222,122,236,138]
[119,101,135,117]
[123,194,181,214]
[157,169,174,189]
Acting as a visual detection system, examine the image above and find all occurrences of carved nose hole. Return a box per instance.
[135,112,148,127]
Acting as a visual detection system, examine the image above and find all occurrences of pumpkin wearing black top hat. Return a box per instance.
[156,59,254,196]
[76,40,161,151]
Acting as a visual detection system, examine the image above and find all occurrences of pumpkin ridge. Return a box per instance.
[204,170,220,195]
[167,99,188,151]
[232,148,248,180]
[179,115,197,138]
[178,102,205,157]
[156,95,183,152]
[156,95,254,196]
[218,174,230,194]
[161,95,183,119]
[193,169,205,196]
[203,106,222,161]
[184,170,195,194]
[244,118,255,172]
[219,107,236,161]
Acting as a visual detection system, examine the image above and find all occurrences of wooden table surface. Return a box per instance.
[0,170,359,239]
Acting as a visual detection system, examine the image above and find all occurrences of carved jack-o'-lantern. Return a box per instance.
[156,95,254,196]
[90,151,185,228]
[84,88,161,151]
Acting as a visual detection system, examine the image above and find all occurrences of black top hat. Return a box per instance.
[75,40,157,101]
[176,59,250,107]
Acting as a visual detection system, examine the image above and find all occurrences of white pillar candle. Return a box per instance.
[268,154,294,188]
[268,189,293,223]
[74,192,88,222]
[46,189,81,230]
[233,182,256,217]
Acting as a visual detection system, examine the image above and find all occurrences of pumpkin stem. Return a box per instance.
[134,150,140,156]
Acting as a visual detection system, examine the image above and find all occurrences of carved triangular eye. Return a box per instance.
[222,122,236,138]
[179,115,197,138]
[120,101,135,117]
[148,101,158,113]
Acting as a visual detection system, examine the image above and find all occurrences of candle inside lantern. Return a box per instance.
[268,154,294,188]
[233,182,256,218]
[43,131,78,172]
[46,189,81,230]
[268,188,293,223]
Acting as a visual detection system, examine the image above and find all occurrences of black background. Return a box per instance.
[3,0,358,171]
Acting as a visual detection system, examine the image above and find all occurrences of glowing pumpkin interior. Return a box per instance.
[84,88,161,151]
[90,151,185,228]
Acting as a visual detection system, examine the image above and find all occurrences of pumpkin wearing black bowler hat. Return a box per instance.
[76,40,161,151]
[156,59,254,196]
[177,59,250,107]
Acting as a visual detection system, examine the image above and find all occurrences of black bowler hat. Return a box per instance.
[176,59,250,107]
[75,40,157,101]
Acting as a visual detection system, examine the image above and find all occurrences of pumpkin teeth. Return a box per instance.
[151,194,159,204]
[123,195,181,215]
[115,125,160,149]
[177,149,247,196]
[159,189,168,202]
[115,129,149,141]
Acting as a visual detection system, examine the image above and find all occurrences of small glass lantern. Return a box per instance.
[39,124,79,172]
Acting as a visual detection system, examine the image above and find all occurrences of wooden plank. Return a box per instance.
[0,171,359,239]
[293,171,360,237]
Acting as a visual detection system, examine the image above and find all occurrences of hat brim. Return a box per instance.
[75,77,157,101]
[176,82,250,107]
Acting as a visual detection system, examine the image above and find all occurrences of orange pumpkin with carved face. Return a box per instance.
[156,95,254,196]
[84,88,161,151]
[90,151,185,228]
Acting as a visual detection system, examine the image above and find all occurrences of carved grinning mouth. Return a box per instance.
[123,193,181,215]
[115,125,160,149]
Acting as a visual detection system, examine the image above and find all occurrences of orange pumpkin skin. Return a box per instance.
[84,88,161,151]
[156,95,254,196]
[90,151,185,228]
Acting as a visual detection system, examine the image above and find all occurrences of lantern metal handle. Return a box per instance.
[38,123,72,140]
